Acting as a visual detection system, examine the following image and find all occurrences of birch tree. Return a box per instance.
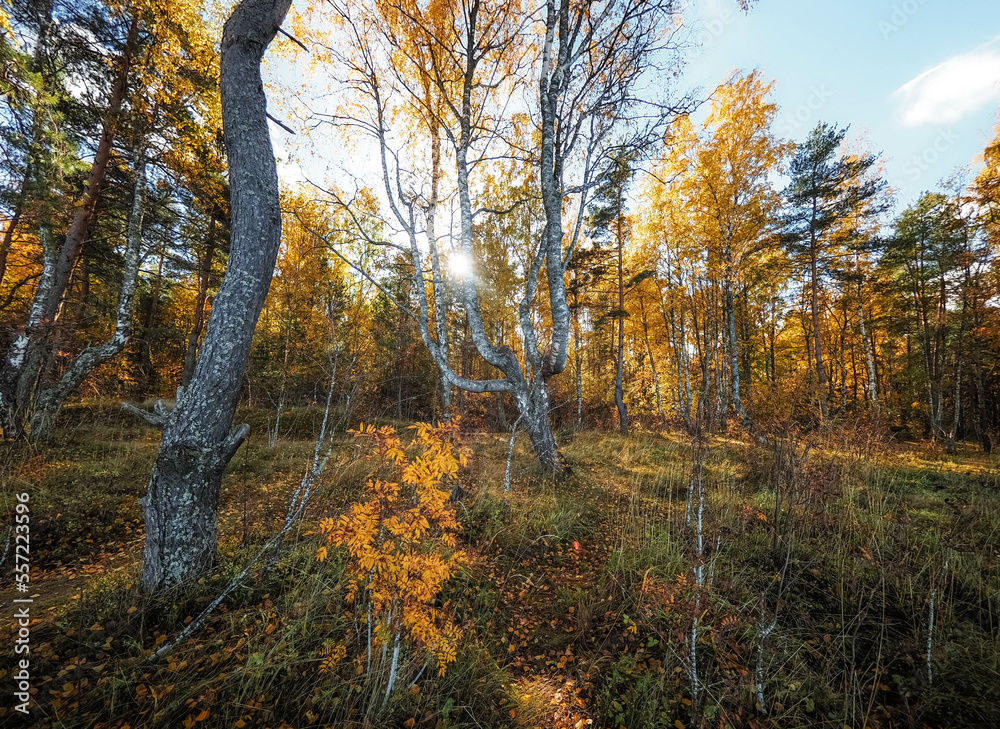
[30,139,147,438]
[691,72,789,432]
[126,0,292,593]
[316,0,684,471]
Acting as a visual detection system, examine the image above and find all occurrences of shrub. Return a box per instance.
[316,419,468,689]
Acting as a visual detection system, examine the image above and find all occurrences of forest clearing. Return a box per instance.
[0,404,998,728]
[2,0,1000,726]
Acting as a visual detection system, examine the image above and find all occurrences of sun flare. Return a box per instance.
[448,251,474,278]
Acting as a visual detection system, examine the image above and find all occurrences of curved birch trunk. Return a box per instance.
[132,0,291,593]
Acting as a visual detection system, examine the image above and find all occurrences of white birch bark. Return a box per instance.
[31,144,147,439]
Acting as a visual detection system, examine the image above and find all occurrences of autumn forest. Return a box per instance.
[1,0,999,727]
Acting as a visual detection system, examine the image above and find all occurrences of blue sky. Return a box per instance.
[680,0,1000,207]
[270,1,1000,212]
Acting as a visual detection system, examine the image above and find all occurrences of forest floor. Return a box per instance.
[1,402,998,729]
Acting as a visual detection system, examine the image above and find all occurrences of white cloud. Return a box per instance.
[892,40,1000,126]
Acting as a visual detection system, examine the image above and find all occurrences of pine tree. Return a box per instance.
[782,122,884,420]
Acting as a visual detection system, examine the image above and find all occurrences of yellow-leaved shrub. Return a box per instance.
[317,419,469,676]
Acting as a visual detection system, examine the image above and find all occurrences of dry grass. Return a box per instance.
[0,406,997,728]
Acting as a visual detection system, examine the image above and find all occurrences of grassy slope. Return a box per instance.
[0,403,997,728]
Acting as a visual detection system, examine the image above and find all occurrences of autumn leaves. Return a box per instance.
[317,419,469,680]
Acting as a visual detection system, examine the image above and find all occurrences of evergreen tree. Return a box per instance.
[587,148,637,435]
[782,122,885,419]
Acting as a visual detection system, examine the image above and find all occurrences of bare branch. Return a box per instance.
[121,402,165,429]
[265,111,296,135]
[277,27,309,53]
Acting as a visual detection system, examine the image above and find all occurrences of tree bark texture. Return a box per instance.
[138,0,291,593]
[808,194,829,420]
[0,221,57,437]
[614,210,628,435]
[183,218,217,388]
[31,146,147,439]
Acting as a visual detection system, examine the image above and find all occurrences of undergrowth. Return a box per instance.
[0,403,997,728]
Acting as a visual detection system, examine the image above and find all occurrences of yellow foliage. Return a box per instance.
[318,642,347,675]
[318,418,469,676]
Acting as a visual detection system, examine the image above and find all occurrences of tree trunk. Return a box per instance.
[809,226,828,420]
[72,256,91,328]
[45,15,139,322]
[692,281,710,430]
[639,296,665,423]
[739,286,752,402]
[516,380,564,473]
[838,310,848,412]
[724,261,750,431]
[769,319,776,384]
[0,221,58,437]
[135,0,291,593]
[425,91,451,419]
[803,184,828,420]
[944,267,971,454]
[676,304,693,429]
[140,252,164,392]
[915,272,946,442]
[183,218,217,387]
[973,344,991,452]
[945,358,961,455]
[574,300,583,427]
[658,276,692,431]
[857,279,877,406]
[31,145,147,440]
[614,212,628,435]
